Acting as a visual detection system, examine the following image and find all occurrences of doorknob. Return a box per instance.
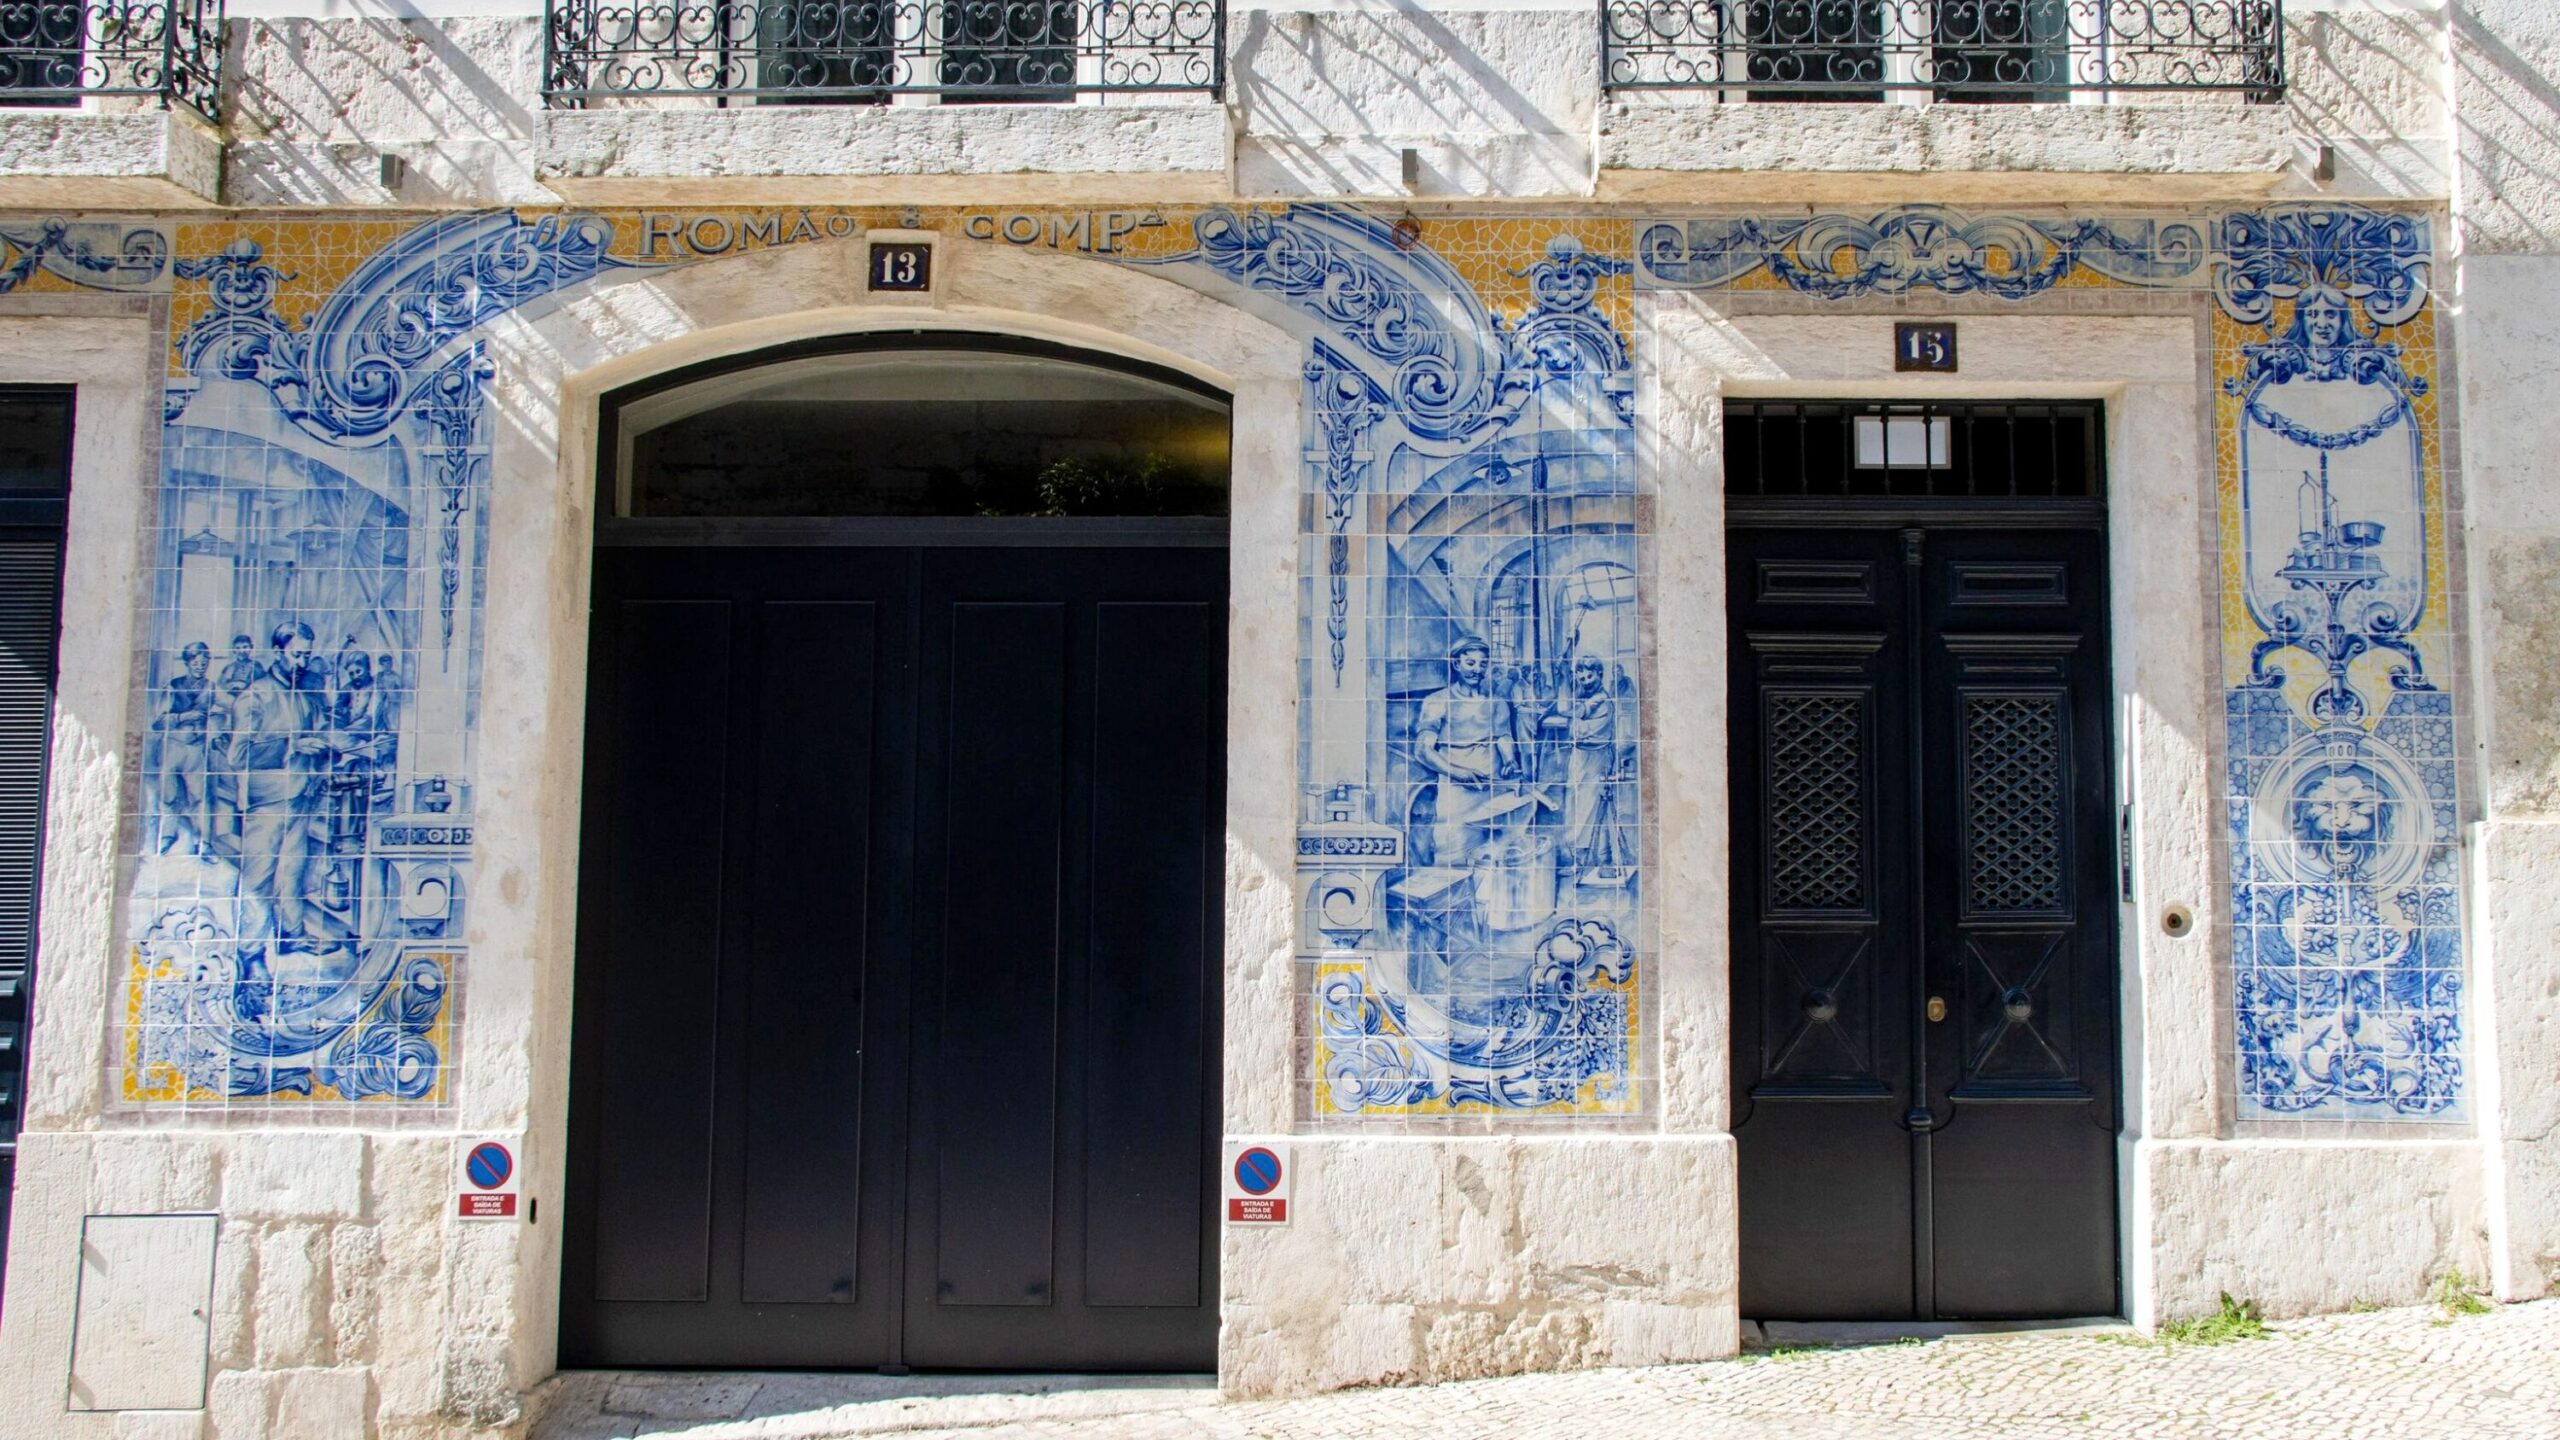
[1926,996,1948,1023]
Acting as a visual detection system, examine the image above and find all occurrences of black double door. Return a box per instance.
[563,540,1224,1371]
[1729,520,2118,1321]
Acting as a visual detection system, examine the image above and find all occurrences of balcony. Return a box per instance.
[1597,1,2292,202]
[542,0,1222,102]
[1603,0,2283,99]
[0,0,226,204]
[536,0,1227,200]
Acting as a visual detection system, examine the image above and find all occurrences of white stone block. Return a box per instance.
[0,112,221,206]
[1601,1298,1741,1366]
[1232,7,1597,198]
[114,1410,208,1440]
[534,106,1229,203]
[252,1225,331,1370]
[223,1135,367,1222]
[205,1371,272,1440]
[329,1225,384,1366]
[87,1137,219,1215]
[1220,1300,1419,1397]
[2140,1140,2488,1319]
[1601,101,2296,205]
[271,1368,370,1440]
[206,1226,256,1372]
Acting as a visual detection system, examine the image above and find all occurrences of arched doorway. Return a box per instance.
[560,334,1228,1371]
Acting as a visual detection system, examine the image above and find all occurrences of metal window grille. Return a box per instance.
[544,0,1224,104]
[1603,0,2282,100]
[0,0,225,120]
[1723,400,2106,500]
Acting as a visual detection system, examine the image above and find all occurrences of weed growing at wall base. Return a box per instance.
[2153,1294,2270,1346]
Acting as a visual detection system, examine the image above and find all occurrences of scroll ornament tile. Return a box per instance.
[1635,206,2208,297]
[0,218,169,294]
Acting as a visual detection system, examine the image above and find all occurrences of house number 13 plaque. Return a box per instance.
[868,242,932,292]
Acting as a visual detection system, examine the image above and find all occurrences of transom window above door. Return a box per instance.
[609,338,1232,520]
[1724,400,2104,500]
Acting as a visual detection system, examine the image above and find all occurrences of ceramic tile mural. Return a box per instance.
[1166,207,1651,1117]
[19,198,2455,1123]
[120,212,628,1104]
[2210,211,2463,1120]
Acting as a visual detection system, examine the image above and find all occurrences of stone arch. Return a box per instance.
[457,232,1303,1385]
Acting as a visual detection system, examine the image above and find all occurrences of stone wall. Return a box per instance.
[0,4,2557,1438]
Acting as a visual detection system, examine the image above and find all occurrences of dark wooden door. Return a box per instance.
[1729,521,2118,1321]
[563,541,1224,1371]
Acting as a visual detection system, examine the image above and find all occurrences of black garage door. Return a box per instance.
[561,336,1229,1371]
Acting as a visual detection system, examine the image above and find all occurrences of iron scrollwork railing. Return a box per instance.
[544,0,1224,103]
[0,0,226,120]
[1604,0,2283,99]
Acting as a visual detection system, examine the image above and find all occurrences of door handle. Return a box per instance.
[1926,996,1948,1023]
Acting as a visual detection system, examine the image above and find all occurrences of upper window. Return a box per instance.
[610,339,1231,520]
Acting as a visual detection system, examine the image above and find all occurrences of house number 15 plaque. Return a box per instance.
[1895,322,1958,372]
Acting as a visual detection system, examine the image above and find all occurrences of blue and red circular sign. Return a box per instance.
[1232,1146,1283,1197]
[465,1141,514,1191]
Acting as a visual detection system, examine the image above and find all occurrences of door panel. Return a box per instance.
[740,601,878,1306]
[902,547,1224,1371]
[565,542,1222,1371]
[1731,530,1913,1320]
[566,548,914,1368]
[1731,522,2116,1322]
[589,596,731,1306]
[1082,602,1217,1310]
[932,600,1068,1310]
[1919,528,2117,1319]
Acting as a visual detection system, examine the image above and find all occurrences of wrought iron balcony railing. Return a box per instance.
[0,0,225,120]
[1604,0,2283,99]
[543,0,1223,104]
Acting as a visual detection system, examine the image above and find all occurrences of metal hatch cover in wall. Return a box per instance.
[562,335,1229,1371]
[1724,400,2119,1322]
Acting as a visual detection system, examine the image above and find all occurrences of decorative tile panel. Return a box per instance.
[2210,209,2463,1120]
[122,212,627,1105]
[1151,206,1650,1117]
[94,198,2466,1127]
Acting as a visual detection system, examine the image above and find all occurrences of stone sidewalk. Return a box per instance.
[534,1298,2560,1440]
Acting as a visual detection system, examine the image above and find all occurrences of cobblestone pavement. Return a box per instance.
[537,1298,2560,1440]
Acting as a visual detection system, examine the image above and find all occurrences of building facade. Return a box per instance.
[0,0,2556,1434]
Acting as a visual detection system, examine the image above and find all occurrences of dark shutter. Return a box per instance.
[0,385,73,1283]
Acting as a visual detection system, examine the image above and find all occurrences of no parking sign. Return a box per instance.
[1222,1142,1291,1225]
[458,1138,519,1220]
